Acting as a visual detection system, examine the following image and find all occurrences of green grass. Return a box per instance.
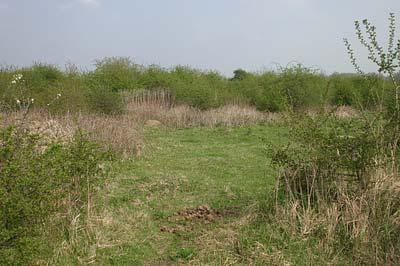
[92,123,289,265]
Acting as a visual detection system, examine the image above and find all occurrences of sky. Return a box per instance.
[0,0,399,76]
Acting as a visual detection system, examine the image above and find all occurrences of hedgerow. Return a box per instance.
[0,58,395,114]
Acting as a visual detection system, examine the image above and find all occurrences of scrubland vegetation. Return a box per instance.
[0,57,396,114]
[1,13,400,265]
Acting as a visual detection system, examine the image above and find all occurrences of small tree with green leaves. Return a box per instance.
[231,69,250,81]
[344,13,400,173]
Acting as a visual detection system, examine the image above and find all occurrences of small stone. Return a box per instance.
[145,120,162,127]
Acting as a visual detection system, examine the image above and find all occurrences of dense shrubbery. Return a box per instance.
[271,116,379,201]
[87,57,141,92]
[0,58,394,114]
[0,126,109,265]
[329,73,386,109]
[267,114,400,264]
[263,13,400,265]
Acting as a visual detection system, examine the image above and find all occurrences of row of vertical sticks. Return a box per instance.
[127,88,174,108]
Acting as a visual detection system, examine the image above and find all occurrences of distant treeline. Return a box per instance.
[0,57,398,114]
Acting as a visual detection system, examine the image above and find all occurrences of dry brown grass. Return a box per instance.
[123,89,277,127]
[0,109,143,156]
[183,205,291,266]
[273,169,400,265]
[126,100,277,128]
[70,113,143,156]
[303,105,359,119]
[122,88,174,108]
[0,96,278,155]
[332,105,359,118]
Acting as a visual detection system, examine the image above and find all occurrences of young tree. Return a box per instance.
[344,13,400,174]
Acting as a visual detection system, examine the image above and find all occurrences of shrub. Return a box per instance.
[231,69,250,81]
[267,113,400,264]
[139,64,172,89]
[88,57,140,92]
[16,64,65,105]
[86,86,123,115]
[277,65,327,111]
[331,74,385,110]
[0,126,108,265]
[264,13,400,265]
[330,74,357,106]
[0,65,86,113]
[47,77,90,113]
[257,72,288,112]
[170,66,224,109]
[271,115,379,205]
[27,63,64,83]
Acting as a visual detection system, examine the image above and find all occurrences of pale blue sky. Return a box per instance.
[0,0,399,75]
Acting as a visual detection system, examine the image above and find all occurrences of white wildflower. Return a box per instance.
[11,74,23,84]
[16,99,21,104]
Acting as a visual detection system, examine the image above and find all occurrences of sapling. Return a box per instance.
[344,13,400,174]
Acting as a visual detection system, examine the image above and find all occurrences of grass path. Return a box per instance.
[95,124,287,265]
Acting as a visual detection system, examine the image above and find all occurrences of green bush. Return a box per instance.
[231,69,250,81]
[278,65,327,111]
[331,74,384,109]
[267,113,400,264]
[170,66,225,109]
[27,63,64,83]
[88,57,141,92]
[0,127,108,265]
[47,77,91,113]
[86,86,123,114]
[357,74,386,109]
[270,115,379,203]
[330,74,357,106]
[256,72,287,112]
[139,64,172,89]
[0,64,77,113]
[17,64,65,101]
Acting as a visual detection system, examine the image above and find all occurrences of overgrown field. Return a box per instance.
[91,124,288,265]
[0,64,399,265]
[2,13,400,266]
[2,111,399,265]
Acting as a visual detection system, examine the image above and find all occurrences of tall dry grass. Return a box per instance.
[122,88,174,108]
[124,91,277,128]
[272,167,400,265]
[1,109,143,263]
[0,109,143,156]
[0,92,276,157]
[266,112,400,264]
